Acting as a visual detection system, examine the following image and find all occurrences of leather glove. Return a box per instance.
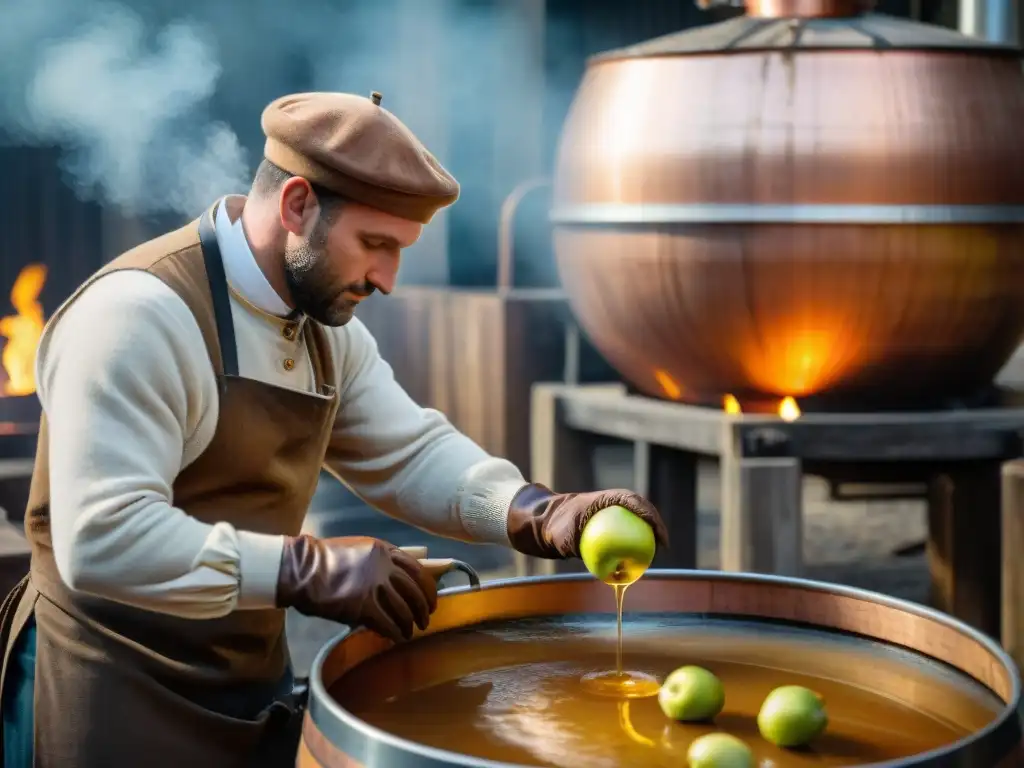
[506,485,670,559]
[276,535,438,643]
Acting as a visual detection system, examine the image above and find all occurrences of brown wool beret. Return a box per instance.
[261,91,459,224]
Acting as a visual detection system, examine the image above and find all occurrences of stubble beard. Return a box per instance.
[283,220,357,327]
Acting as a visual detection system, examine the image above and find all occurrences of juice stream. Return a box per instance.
[615,583,626,676]
[579,563,660,699]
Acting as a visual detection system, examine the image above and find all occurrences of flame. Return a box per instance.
[0,264,47,396]
[723,394,741,414]
[778,396,801,422]
[653,369,682,400]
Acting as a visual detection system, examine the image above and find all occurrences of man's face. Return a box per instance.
[280,186,423,327]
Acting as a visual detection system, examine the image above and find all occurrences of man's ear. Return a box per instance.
[278,177,317,235]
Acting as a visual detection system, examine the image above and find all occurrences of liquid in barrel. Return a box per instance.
[336,617,1001,768]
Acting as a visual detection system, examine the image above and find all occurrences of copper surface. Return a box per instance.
[745,0,874,17]
[553,28,1024,407]
[298,718,365,768]
[309,573,1022,767]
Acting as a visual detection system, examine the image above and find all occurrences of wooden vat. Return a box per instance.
[357,287,581,474]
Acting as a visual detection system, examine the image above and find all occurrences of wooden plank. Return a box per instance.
[553,384,1024,462]
[720,458,803,576]
[633,442,698,569]
[527,384,599,577]
[749,422,1016,462]
[560,387,725,456]
[721,419,803,576]
[927,465,1002,637]
[0,459,33,480]
[1002,460,1024,667]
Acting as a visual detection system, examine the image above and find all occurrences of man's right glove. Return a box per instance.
[275,535,438,643]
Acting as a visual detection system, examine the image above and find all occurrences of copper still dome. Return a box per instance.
[551,0,1024,411]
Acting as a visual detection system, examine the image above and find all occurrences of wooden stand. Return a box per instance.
[1002,460,1024,670]
[0,459,32,598]
[530,383,1024,641]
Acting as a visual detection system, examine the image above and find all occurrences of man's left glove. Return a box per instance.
[506,484,670,559]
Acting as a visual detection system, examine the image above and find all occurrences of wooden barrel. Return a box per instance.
[552,3,1024,410]
[298,571,1024,767]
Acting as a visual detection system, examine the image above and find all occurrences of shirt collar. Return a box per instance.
[214,196,294,319]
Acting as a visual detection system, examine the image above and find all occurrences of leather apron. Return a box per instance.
[0,201,340,768]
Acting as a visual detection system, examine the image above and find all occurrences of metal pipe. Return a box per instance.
[959,0,1018,45]
[496,176,551,294]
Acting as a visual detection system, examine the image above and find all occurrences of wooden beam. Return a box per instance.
[721,455,803,576]
[528,384,599,577]
[552,385,1024,462]
[634,442,699,569]
[928,464,1002,637]
[1002,459,1024,666]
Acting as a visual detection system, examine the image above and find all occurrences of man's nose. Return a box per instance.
[368,263,398,295]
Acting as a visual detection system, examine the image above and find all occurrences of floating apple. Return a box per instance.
[658,666,725,722]
[687,733,753,768]
[757,685,828,748]
[578,505,657,585]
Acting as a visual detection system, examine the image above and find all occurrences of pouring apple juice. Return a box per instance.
[578,505,661,699]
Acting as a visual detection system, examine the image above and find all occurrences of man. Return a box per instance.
[0,91,668,768]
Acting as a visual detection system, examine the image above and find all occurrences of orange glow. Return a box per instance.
[722,394,741,414]
[653,369,682,400]
[741,328,852,397]
[0,264,47,396]
[778,396,801,422]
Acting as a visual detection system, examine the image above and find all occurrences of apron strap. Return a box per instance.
[0,575,32,761]
[198,207,240,383]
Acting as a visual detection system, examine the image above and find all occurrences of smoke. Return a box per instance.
[0,2,248,216]
[0,0,503,219]
[0,0,683,285]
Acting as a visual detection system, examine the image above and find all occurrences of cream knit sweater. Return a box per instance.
[35,198,527,620]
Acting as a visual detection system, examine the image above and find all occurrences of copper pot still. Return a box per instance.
[551,0,1024,411]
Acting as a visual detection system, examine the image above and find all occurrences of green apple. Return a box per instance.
[757,685,828,748]
[687,733,753,768]
[578,505,656,585]
[658,666,725,722]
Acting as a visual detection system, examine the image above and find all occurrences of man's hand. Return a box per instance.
[276,535,438,642]
[506,485,670,560]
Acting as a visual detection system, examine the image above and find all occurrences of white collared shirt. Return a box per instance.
[216,200,291,318]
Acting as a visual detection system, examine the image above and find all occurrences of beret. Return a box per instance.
[261,91,459,224]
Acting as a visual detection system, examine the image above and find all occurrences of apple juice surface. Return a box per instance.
[333,617,1001,768]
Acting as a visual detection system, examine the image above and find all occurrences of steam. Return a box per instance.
[0,0,455,218]
[1,2,248,216]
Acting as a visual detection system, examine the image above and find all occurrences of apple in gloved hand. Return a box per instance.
[505,485,669,565]
[580,505,657,585]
